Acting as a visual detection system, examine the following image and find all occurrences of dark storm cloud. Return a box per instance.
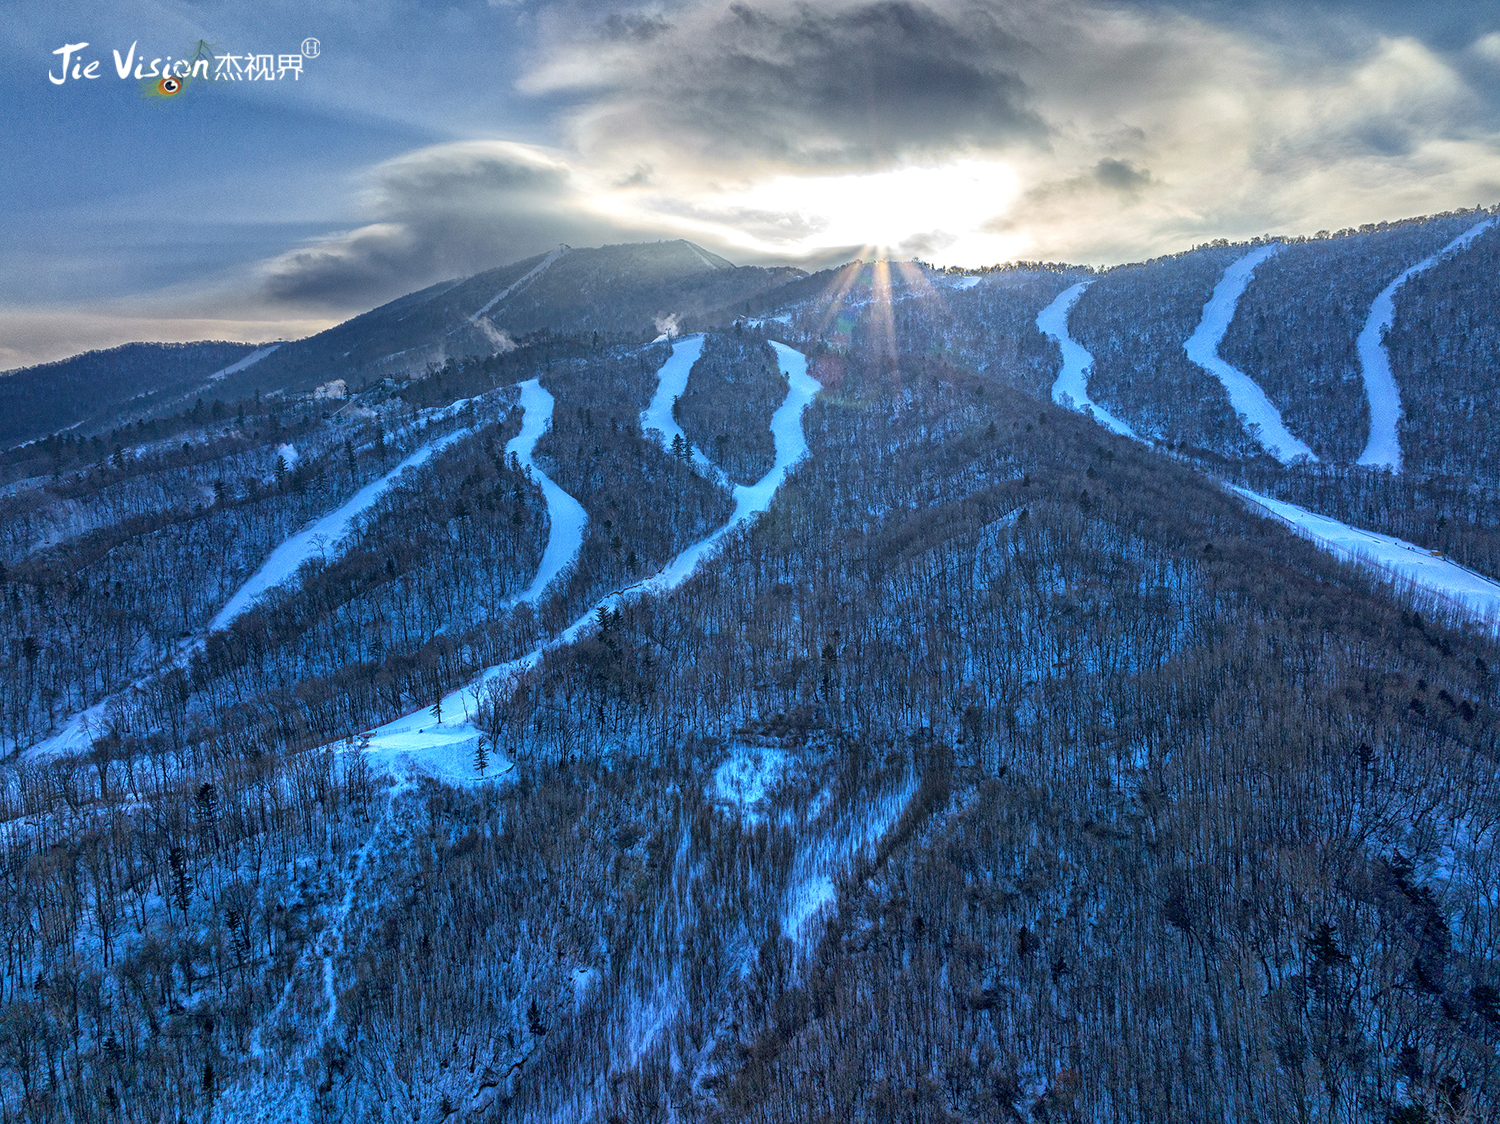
[1091,158,1154,194]
[542,0,1048,167]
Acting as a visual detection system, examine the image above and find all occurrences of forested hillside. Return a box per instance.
[2,210,1499,1123]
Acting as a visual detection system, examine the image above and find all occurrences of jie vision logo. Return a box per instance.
[49,38,319,99]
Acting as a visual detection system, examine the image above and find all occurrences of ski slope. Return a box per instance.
[1040,278,1500,632]
[1185,245,1317,464]
[508,379,589,604]
[209,426,475,632]
[363,343,820,783]
[639,334,727,481]
[207,343,281,382]
[1231,486,1500,629]
[469,247,567,322]
[1036,282,1138,439]
[1357,216,1498,470]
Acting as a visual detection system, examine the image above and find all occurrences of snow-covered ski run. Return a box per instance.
[362,340,820,783]
[1042,275,1500,633]
[1356,216,1498,470]
[1036,281,1138,439]
[1184,244,1317,464]
[1230,486,1500,628]
[209,424,477,632]
[469,246,567,323]
[639,333,726,482]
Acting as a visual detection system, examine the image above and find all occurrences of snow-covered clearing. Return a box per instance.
[1231,485,1500,629]
[1036,282,1138,439]
[208,343,280,381]
[1185,245,1317,464]
[784,779,916,955]
[209,425,476,633]
[685,241,729,271]
[947,275,981,291]
[713,744,790,822]
[1357,216,1497,470]
[469,246,567,323]
[364,343,820,784]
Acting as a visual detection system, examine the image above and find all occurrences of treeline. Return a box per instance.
[0,341,257,449]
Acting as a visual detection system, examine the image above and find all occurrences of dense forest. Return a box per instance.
[1,213,1498,1123]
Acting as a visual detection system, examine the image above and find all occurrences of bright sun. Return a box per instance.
[720,159,1024,262]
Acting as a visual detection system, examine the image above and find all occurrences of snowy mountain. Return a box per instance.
[3,210,1500,1123]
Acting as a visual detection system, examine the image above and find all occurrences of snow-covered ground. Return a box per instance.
[1357,216,1498,470]
[208,343,281,382]
[209,425,476,633]
[713,744,790,823]
[469,246,567,322]
[1185,245,1317,464]
[1231,485,1500,628]
[1036,282,1138,439]
[364,343,821,783]
[947,275,981,291]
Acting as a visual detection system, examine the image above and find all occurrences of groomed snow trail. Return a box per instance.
[469,246,567,323]
[209,425,475,632]
[208,343,281,381]
[639,333,726,481]
[364,342,820,782]
[1231,485,1500,629]
[1185,245,1317,464]
[1357,216,1498,470]
[1036,282,1139,439]
[509,379,589,604]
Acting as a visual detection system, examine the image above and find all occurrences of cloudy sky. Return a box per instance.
[3,0,1499,367]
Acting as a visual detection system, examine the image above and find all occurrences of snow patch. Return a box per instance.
[1185,245,1317,464]
[948,275,981,291]
[1036,282,1139,439]
[713,744,790,821]
[1357,216,1498,470]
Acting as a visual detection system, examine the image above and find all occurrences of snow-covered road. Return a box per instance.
[1185,245,1316,464]
[1357,217,1497,470]
[364,342,820,783]
[1036,282,1138,439]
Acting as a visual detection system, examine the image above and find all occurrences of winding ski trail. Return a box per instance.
[1185,245,1317,464]
[363,341,820,783]
[639,333,727,482]
[509,379,589,604]
[1036,282,1138,439]
[1357,216,1498,470]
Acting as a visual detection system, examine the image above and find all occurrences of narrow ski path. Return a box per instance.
[640,333,726,482]
[469,246,567,323]
[509,379,589,604]
[1357,216,1497,470]
[1184,244,1316,464]
[1036,281,1138,439]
